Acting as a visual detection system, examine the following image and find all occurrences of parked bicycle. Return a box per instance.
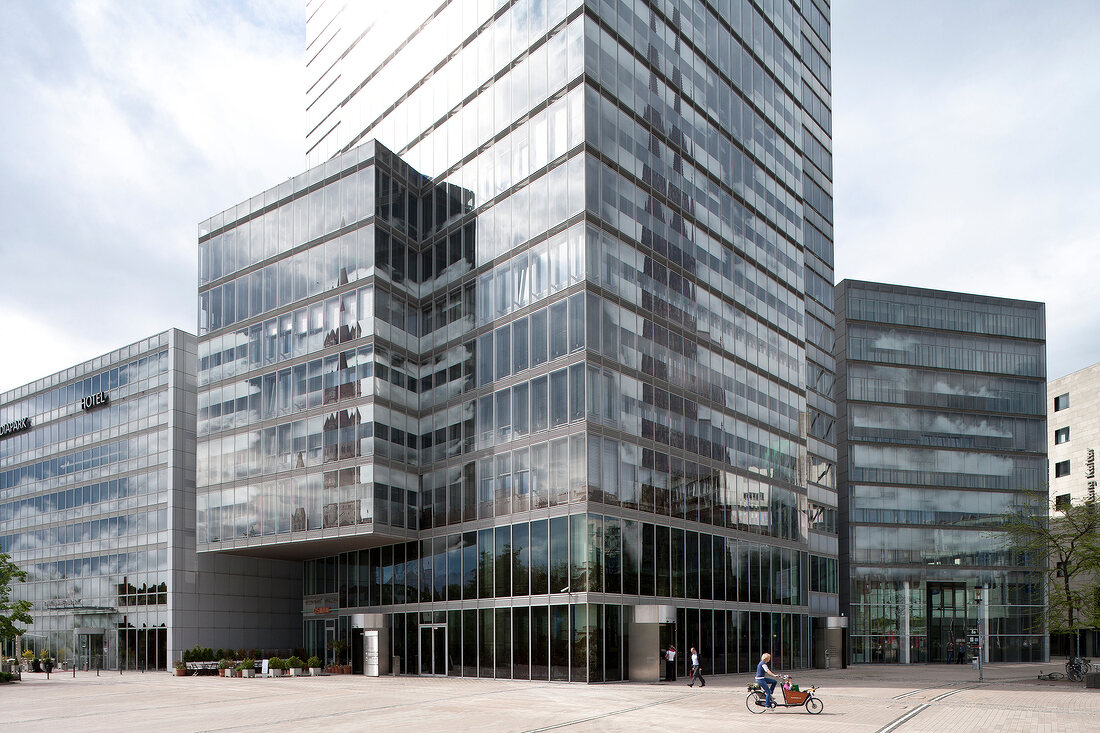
[746,675,822,714]
[1066,657,1092,682]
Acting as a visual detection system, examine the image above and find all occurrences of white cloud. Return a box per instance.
[0,0,305,392]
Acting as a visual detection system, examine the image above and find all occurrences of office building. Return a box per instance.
[0,330,299,668]
[197,0,838,679]
[835,280,1047,663]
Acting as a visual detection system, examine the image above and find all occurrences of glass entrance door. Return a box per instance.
[418,624,446,676]
[77,633,104,671]
[927,583,970,663]
[325,623,337,668]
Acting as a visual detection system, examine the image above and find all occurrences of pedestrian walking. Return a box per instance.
[664,645,677,682]
[688,647,705,687]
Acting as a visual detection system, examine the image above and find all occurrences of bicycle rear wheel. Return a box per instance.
[746,692,767,714]
[1068,665,1083,682]
[806,697,823,715]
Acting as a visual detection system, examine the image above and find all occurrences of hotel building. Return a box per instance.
[0,330,298,668]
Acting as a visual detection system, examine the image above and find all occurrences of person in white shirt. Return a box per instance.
[688,647,706,687]
[664,645,677,681]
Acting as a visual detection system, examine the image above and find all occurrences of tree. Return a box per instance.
[1000,497,1100,647]
[0,552,33,642]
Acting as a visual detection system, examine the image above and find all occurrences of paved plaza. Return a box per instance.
[5,661,1099,732]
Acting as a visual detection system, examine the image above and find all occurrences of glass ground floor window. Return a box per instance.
[306,606,809,682]
[849,575,1045,663]
[0,620,167,671]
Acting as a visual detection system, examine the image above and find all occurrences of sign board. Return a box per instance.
[81,392,110,410]
[0,417,31,438]
[303,592,339,614]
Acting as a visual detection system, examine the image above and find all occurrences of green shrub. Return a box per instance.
[268,656,284,670]
[218,658,234,670]
[306,656,322,669]
[286,656,304,669]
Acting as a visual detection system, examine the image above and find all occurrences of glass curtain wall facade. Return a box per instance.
[1,331,185,669]
[197,0,836,680]
[835,280,1048,664]
[1,330,302,669]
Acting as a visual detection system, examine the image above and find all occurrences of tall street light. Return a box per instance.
[973,585,984,683]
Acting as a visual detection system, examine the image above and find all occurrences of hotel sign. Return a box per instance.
[1087,449,1096,500]
[80,392,110,410]
[303,593,339,615]
[0,417,31,438]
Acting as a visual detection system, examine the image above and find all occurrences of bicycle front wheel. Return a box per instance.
[806,697,823,715]
[746,692,767,714]
[1068,666,1084,682]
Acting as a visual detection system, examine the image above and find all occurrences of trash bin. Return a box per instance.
[392,656,401,676]
[1085,673,1100,689]
[972,660,979,670]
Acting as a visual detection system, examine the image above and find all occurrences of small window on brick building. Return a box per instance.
[1055,460,1071,478]
[1055,427,1070,444]
[1054,393,1070,411]
[1055,494,1072,512]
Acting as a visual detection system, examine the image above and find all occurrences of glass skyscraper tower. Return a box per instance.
[197,0,837,680]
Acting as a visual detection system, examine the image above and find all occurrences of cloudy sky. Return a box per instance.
[832,0,1100,381]
[1,0,1098,394]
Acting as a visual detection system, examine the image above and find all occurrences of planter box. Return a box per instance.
[310,667,323,676]
[289,668,304,677]
[269,668,284,678]
[240,668,255,678]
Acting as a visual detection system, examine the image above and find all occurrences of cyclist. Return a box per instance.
[755,652,781,708]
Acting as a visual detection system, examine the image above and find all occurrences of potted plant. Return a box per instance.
[286,656,305,677]
[327,639,348,673]
[236,658,256,678]
[307,656,323,676]
[218,658,233,677]
[174,660,187,677]
[268,657,285,677]
[21,650,34,672]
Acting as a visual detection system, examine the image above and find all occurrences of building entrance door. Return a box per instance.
[418,624,446,676]
[77,632,104,671]
[324,622,337,668]
[927,583,970,663]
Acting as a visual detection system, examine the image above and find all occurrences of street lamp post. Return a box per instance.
[974,585,984,683]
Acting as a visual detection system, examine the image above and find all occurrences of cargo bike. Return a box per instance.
[746,675,822,714]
